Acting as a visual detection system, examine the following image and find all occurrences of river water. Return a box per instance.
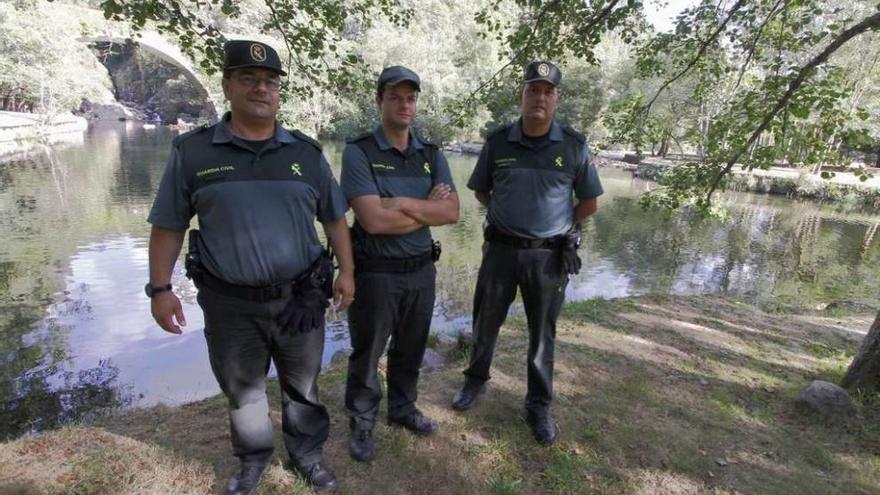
[2,122,878,438]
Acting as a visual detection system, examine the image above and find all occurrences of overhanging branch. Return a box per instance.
[703,10,880,205]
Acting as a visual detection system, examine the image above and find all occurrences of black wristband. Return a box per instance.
[144,283,173,298]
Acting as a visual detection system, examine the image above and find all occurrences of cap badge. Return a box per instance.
[250,43,267,62]
[538,63,550,77]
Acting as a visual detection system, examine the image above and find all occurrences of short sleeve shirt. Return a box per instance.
[467,120,602,238]
[341,126,455,259]
[148,113,348,286]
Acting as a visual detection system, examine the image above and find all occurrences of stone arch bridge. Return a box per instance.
[80,30,222,121]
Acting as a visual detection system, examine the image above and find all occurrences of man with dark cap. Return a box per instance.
[340,66,459,462]
[146,39,353,493]
[451,61,603,444]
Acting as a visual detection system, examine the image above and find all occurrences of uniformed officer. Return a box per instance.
[451,61,603,444]
[340,66,459,462]
[145,40,354,493]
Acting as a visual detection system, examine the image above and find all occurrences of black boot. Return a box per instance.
[291,460,338,492]
[349,421,375,462]
[227,461,268,495]
[451,379,486,411]
[388,408,437,436]
[525,409,558,445]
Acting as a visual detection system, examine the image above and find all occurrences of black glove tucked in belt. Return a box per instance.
[278,252,334,334]
[560,224,582,275]
[278,286,330,334]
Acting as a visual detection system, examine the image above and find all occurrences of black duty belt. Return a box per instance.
[355,252,433,274]
[195,269,295,303]
[484,225,562,249]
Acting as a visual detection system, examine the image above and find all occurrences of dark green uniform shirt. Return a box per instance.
[148,113,348,286]
[341,126,455,259]
[467,120,603,239]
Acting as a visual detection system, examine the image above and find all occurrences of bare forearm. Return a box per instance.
[323,217,354,275]
[362,209,423,235]
[351,195,423,235]
[149,226,186,285]
[574,197,598,222]
[397,195,459,226]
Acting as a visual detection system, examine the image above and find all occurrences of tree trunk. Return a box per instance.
[841,310,880,394]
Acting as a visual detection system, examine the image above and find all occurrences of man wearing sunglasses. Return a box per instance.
[146,40,353,493]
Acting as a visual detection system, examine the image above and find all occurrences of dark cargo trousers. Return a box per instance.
[345,263,436,428]
[463,242,568,412]
[197,286,329,468]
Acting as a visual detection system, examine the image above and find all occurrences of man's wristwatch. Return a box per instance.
[144,283,173,298]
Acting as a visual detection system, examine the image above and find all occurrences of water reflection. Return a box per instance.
[1,124,879,438]
[1,359,133,441]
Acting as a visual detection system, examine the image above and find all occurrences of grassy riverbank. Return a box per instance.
[2,295,879,494]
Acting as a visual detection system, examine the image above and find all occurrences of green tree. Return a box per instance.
[100,0,880,394]
[0,1,114,115]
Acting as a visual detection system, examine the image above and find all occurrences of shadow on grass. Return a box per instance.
[3,294,879,494]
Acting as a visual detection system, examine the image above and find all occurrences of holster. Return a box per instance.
[431,240,442,262]
[184,229,204,281]
[279,250,335,334]
[296,249,334,299]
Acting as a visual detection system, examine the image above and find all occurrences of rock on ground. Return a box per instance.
[796,380,859,417]
[421,348,448,372]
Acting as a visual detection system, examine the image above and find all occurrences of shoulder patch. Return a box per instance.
[172,124,209,146]
[345,131,373,144]
[562,125,586,144]
[288,129,322,150]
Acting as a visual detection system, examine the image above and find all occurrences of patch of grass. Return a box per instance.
[607,373,655,404]
[426,331,441,348]
[749,402,776,424]
[6,294,880,495]
[815,353,855,383]
[562,297,610,323]
[826,305,851,318]
[805,341,844,358]
[540,447,591,493]
[321,363,348,385]
[475,437,523,495]
[582,420,600,442]
[485,476,523,495]
[707,391,740,424]
[799,441,835,468]
[505,316,529,333]
[0,427,214,494]
[379,424,414,454]
[540,447,627,494]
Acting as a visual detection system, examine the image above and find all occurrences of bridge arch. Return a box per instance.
[80,30,222,121]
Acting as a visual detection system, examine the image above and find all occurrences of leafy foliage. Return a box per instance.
[99,0,413,99]
[0,1,114,114]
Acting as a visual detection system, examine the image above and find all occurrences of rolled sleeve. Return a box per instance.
[340,144,378,200]
[147,146,192,230]
[317,155,349,223]
[466,144,492,192]
[574,144,603,199]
